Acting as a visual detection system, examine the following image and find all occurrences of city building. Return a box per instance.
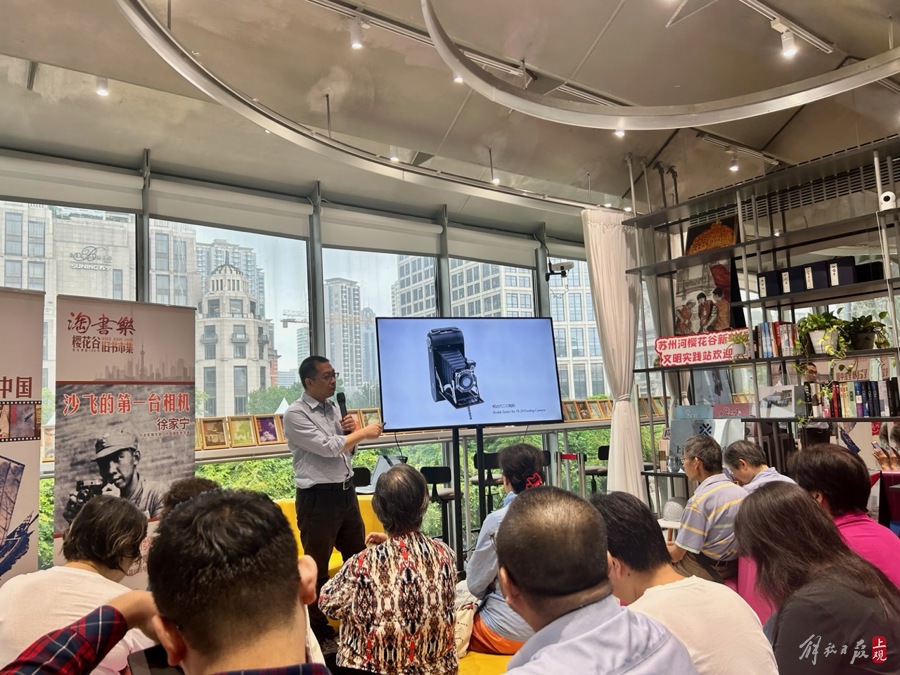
[324,277,363,388]
[197,238,267,316]
[361,307,378,385]
[196,262,274,416]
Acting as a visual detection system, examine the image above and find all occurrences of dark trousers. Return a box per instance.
[295,485,366,641]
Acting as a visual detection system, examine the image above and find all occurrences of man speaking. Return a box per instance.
[282,355,383,653]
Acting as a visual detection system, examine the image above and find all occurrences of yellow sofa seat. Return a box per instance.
[459,652,511,674]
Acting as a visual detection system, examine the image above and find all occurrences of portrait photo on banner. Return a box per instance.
[674,216,743,336]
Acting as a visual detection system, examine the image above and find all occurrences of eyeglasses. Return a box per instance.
[313,371,339,381]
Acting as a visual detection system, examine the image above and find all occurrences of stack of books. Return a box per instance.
[805,378,900,418]
[753,322,798,358]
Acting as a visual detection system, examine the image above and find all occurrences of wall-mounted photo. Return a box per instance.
[587,400,604,420]
[201,418,229,450]
[651,396,667,418]
[228,416,257,448]
[254,415,282,444]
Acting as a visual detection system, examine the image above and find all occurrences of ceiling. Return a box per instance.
[1,0,900,245]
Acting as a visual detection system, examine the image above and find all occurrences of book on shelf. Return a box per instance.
[814,377,900,418]
[752,322,797,358]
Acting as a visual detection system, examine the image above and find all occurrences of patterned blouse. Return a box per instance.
[319,531,457,674]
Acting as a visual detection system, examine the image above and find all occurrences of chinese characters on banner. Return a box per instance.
[55,296,195,588]
[655,329,748,367]
[0,289,43,586]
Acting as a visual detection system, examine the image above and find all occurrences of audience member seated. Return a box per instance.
[495,486,697,674]
[1,489,329,675]
[319,464,456,674]
[668,436,745,582]
[158,476,220,520]
[590,491,777,675]
[723,440,794,493]
[790,443,900,586]
[0,495,152,674]
[466,443,544,654]
[735,482,900,675]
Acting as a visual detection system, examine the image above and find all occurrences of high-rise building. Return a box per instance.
[361,307,378,385]
[149,219,201,308]
[324,277,363,388]
[395,256,438,316]
[296,326,309,366]
[196,239,266,316]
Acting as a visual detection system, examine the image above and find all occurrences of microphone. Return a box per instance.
[336,392,350,435]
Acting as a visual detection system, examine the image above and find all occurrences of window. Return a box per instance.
[550,294,565,321]
[205,343,216,360]
[154,233,169,272]
[570,327,585,357]
[4,260,21,288]
[506,293,518,308]
[234,343,246,359]
[573,364,587,398]
[112,269,124,300]
[28,219,45,257]
[4,212,22,256]
[520,294,532,308]
[174,275,188,305]
[203,367,217,416]
[590,363,606,396]
[260,366,267,388]
[568,293,583,321]
[554,328,567,357]
[208,299,220,317]
[155,274,170,304]
[234,366,248,414]
[588,327,601,357]
[558,365,570,398]
[569,262,582,286]
[230,299,243,317]
[27,261,45,291]
[173,239,187,273]
[505,275,518,287]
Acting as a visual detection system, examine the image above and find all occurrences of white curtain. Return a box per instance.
[582,208,647,500]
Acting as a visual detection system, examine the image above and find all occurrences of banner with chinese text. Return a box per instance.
[0,289,43,586]
[655,329,747,367]
[54,297,195,585]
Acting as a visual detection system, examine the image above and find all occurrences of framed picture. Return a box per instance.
[562,401,579,421]
[575,400,591,421]
[351,409,364,431]
[587,400,603,420]
[194,419,204,450]
[360,408,382,426]
[201,417,229,450]
[254,415,282,444]
[597,399,614,420]
[638,397,652,419]
[228,415,257,447]
[651,396,667,417]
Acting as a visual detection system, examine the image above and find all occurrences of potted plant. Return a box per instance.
[726,330,750,358]
[843,312,891,350]
[796,310,848,358]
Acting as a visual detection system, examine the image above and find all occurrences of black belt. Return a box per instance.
[302,479,353,491]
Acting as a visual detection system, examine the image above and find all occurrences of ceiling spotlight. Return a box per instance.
[350,19,364,49]
[96,77,109,97]
[614,128,625,138]
[781,30,797,58]
[389,145,400,162]
[729,151,739,172]
[264,129,271,134]
[453,73,464,84]
[489,147,500,185]
[624,206,633,212]
[603,202,612,208]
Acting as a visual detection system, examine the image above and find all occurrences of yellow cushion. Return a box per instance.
[459,652,511,674]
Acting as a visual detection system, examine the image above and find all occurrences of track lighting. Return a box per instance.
[350,19,364,49]
[389,145,400,162]
[614,129,625,138]
[96,77,109,96]
[781,30,797,58]
[453,73,464,83]
[729,152,739,172]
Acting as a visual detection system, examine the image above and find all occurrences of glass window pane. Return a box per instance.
[558,364,570,398]
[150,218,308,418]
[573,364,587,398]
[452,258,533,319]
[322,250,436,406]
[4,212,22,256]
[4,260,22,288]
[27,261,45,291]
[570,327,585,357]
[568,293,583,321]
[28,219,45,257]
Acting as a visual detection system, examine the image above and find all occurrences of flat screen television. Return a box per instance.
[376,317,563,432]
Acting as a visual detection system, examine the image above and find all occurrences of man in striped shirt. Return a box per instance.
[668,436,746,583]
